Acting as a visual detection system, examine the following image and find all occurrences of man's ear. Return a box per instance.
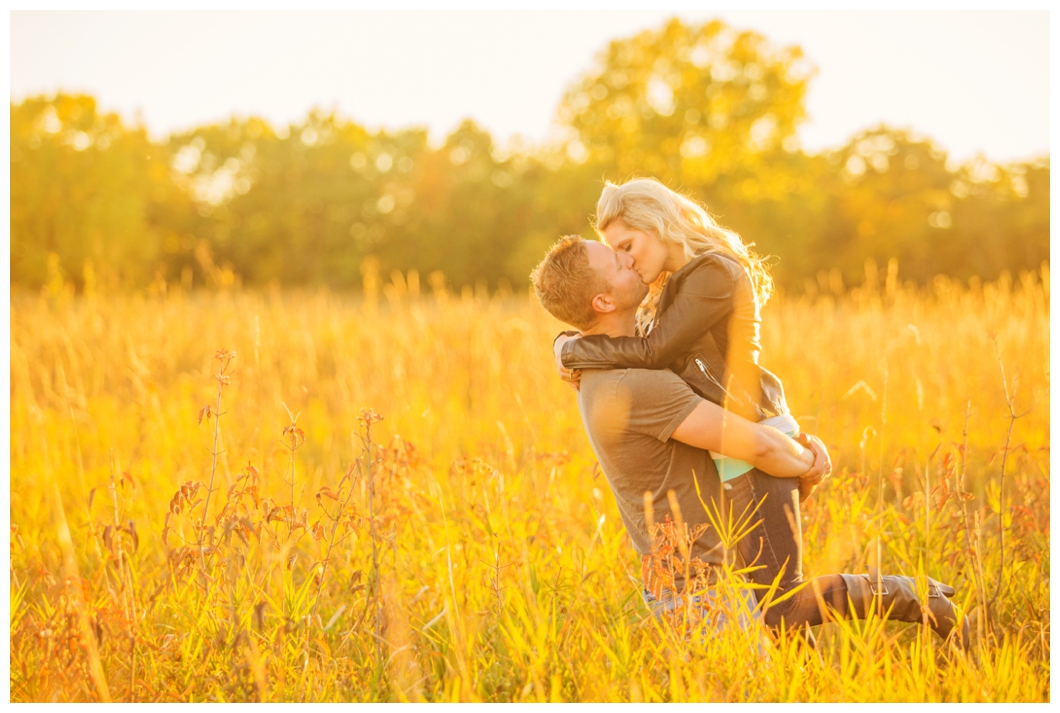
[590,292,616,315]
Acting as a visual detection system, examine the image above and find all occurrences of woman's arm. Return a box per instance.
[669,399,825,479]
[559,256,736,370]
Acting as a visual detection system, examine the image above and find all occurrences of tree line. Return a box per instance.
[11,18,1049,294]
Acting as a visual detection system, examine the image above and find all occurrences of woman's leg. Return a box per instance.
[727,467,802,593]
[725,470,965,641]
[726,468,850,629]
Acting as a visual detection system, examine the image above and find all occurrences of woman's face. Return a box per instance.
[602,220,669,285]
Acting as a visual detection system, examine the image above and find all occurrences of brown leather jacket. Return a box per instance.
[560,251,790,422]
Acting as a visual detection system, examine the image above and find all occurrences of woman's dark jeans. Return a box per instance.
[725,468,849,630]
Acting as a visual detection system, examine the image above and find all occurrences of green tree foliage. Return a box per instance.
[11,95,192,289]
[817,128,961,283]
[947,155,1050,280]
[158,114,595,291]
[385,120,526,288]
[9,18,1049,293]
[557,17,812,187]
[166,112,411,287]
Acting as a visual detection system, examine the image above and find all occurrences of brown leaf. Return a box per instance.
[283,425,305,448]
[127,520,139,552]
[198,405,212,425]
[102,525,115,556]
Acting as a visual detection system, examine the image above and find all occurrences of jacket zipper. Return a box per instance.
[695,357,744,406]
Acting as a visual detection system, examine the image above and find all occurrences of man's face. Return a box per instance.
[584,240,649,312]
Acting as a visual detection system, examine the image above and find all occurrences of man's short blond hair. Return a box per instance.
[529,235,609,331]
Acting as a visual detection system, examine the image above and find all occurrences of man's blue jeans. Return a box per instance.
[642,583,763,635]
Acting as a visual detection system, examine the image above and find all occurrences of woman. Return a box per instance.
[553,178,967,645]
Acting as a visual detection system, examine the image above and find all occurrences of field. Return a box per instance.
[9,265,1050,702]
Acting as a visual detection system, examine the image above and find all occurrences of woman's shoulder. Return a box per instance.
[671,251,746,287]
[689,250,743,272]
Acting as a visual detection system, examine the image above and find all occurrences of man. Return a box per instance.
[530,235,968,647]
[530,234,829,623]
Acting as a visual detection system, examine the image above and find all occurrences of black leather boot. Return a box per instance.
[839,572,970,650]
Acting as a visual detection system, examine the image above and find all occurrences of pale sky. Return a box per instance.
[10,10,1051,164]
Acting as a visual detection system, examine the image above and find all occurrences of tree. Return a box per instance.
[556,17,814,188]
[389,119,556,290]
[11,94,185,289]
[167,112,431,288]
[816,127,957,283]
[10,86,1049,293]
[948,156,1049,281]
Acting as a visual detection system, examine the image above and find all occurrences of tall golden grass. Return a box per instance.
[10,264,1049,702]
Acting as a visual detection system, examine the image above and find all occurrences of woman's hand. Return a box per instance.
[553,333,582,391]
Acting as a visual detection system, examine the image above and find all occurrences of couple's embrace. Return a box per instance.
[530,178,968,648]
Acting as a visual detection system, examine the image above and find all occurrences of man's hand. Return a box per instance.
[553,333,582,391]
[798,432,832,483]
[796,432,831,502]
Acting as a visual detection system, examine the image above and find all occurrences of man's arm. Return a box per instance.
[669,400,816,478]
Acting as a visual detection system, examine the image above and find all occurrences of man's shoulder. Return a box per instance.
[582,367,685,390]
[581,368,694,408]
[579,368,702,443]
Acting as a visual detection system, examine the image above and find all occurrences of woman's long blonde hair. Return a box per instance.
[594,178,774,332]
